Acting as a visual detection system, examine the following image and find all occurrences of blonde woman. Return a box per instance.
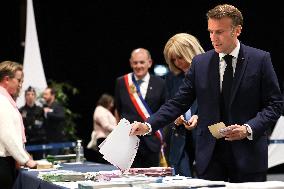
[163,33,204,177]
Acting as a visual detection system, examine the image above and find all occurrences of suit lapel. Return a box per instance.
[144,75,153,103]
[229,44,248,107]
[209,52,221,105]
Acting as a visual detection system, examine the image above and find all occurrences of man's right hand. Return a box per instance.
[130,121,149,136]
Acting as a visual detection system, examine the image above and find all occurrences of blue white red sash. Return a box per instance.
[123,73,164,143]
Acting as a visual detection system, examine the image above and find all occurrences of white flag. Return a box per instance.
[17,0,47,108]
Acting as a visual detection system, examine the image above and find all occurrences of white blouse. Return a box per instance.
[93,105,117,140]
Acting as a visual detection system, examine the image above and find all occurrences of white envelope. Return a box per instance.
[99,118,140,172]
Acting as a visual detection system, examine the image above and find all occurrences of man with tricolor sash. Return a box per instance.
[115,48,167,168]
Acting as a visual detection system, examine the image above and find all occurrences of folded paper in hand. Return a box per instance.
[99,118,140,173]
[208,122,226,139]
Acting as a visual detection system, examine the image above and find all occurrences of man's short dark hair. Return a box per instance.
[25,86,36,95]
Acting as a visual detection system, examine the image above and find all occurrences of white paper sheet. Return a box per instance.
[99,118,140,172]
[226,181,284,189]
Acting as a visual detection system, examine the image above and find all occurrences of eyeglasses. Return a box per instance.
[10,76,23,84]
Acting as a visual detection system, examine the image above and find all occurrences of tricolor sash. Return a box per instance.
[124,73,168,166]
[123,73,164,144]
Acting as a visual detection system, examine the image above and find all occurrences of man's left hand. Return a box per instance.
[224,124,248,141]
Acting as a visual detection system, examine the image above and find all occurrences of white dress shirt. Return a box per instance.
[218,40,253,140]
[0,91,29,164]
[134,72,150,99]
[219,40,240,91]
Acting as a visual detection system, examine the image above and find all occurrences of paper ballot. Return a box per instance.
[208,122,226,139]
[99,118,140,173]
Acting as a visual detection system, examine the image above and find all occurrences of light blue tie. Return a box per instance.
[184,109,191,120]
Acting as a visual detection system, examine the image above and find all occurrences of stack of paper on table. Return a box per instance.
[162,177,225,188]
[99,118,140,173]
[226,181,284,189]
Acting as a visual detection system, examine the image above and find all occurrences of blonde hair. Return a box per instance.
[0,61,23,81]
[163,33,205,75]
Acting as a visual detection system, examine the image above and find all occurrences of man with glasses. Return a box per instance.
[0,61,37,188]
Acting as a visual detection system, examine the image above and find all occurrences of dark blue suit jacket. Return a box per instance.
[148,43,283,175]
[115,73,166,154]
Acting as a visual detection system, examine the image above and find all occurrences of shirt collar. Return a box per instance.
[134,72,150,83]
[219,40,240,61]
[0,86,17,108]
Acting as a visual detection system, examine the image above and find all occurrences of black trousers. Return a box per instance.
[0,156,16,189]
[197,139,266,183]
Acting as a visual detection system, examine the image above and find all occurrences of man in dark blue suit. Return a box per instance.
[115,48,166,168]
[130,4,283,182]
